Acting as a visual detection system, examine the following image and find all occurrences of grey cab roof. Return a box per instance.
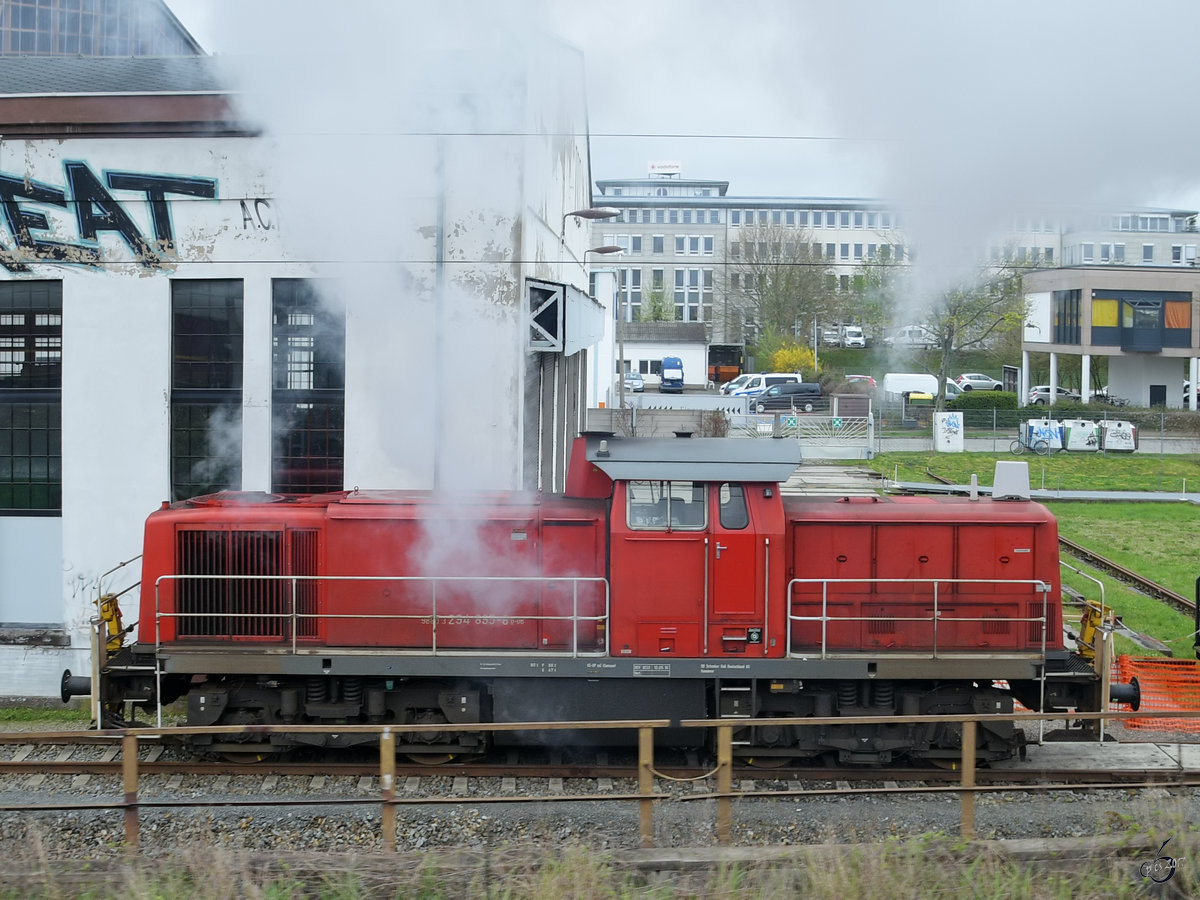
[0,55,226,95]
[583,434,802,483]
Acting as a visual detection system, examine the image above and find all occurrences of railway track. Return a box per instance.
[1058,536,1197,616]
[1,737,1198,788]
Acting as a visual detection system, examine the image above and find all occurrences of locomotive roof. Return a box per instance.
[582,434,801,483]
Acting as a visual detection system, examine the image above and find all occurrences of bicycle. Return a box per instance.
[1009,433,1049,456]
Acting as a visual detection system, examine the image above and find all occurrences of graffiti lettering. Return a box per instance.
[0,174,99,272]
[104,171,217,243]
[0,161,218,272]
[240,198,272,230]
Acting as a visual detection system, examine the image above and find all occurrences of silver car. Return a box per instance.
[956,372,1003,391]
[1028,385,1080,405]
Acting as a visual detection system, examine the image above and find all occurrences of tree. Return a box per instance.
[638,285,673,322]
[846,252,906,343]
[723,223,833,347]
[915,263,1029,411]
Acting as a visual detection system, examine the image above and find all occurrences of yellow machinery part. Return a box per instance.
[1076,599,1113,662]
[97,593,125,654]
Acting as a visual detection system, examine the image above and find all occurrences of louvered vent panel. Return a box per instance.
[177,530,284,638]
[291,529,319,638]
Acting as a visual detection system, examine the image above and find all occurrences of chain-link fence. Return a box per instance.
[875,401,1200,453]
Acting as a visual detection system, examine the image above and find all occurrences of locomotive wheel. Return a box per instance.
[405,752,458,766]
[745,755,795,769]
[220,749,276,764]
[924,756,986,771]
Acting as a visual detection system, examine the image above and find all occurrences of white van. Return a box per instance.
[890,324,935,349]
[841,326,866,348]
[729,372,800,397]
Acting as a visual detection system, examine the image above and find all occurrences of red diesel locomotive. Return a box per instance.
[62,434,1137,765]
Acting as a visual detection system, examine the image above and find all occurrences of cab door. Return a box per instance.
[707,483,769,656]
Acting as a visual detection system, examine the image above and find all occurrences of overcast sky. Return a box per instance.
[167,0,1200,277]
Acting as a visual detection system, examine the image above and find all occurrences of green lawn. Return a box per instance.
[868,450,1200,494]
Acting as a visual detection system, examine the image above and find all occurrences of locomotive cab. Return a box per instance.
[575,433,798,659]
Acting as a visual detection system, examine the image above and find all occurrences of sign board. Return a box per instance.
[648,161,681,175]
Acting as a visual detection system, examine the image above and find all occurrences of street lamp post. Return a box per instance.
[562,206,621,238]
[813,316,819,375]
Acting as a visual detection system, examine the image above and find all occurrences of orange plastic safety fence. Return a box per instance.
[1116,655,1200,731]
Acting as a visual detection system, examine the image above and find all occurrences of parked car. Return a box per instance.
[727,373,800,397]
[956,372,1003,391]
[1185,381,1196,404]
[821,329,841,347]
[719,373,750,395]
[622,372,644,393]
[944,379,963,402]
[1028,385,1081,405]
[841,326,866,349]
[844,374,876,387]
[751,382,823,413]
[1093,386,1127,407]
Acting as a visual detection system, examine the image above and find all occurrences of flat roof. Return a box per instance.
[583,434,802,483]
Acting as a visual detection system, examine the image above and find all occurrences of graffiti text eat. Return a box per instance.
[0,161,218,272]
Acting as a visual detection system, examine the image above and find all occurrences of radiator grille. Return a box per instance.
[176,528,316,639]
[292,529,318,638]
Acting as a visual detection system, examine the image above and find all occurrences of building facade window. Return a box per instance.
[1143,244,1154,263]
[619,268,642,320]
[171,279,243,501]
[271,279,345,494]
[1052,289,1082,344]
[652,235,664,254]
[0,280,61,512]
[673,268,712,322]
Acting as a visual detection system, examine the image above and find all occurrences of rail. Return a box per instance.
[5,709,1200,850]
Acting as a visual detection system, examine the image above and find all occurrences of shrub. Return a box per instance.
[950,390,1018,410]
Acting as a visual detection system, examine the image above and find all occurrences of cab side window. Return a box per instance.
[669,481,707,529]
[718,483,749,529]
[627,480,707,530]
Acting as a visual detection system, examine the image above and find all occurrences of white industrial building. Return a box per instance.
[0,47,607,698]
